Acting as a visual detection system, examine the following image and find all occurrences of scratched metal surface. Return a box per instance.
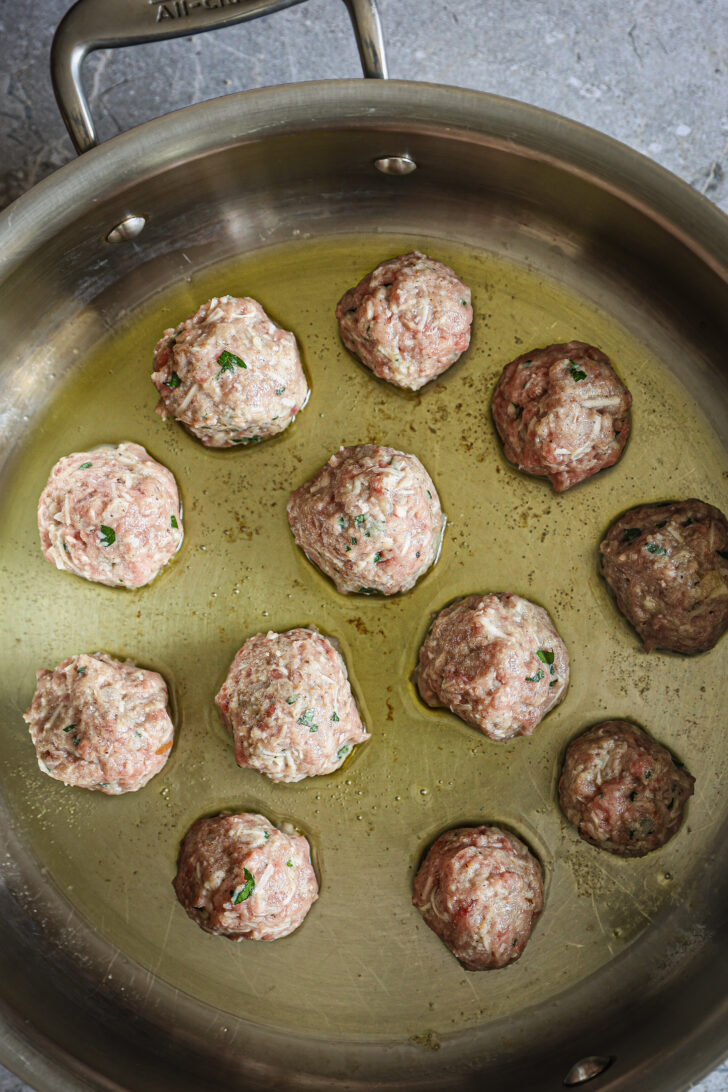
[1,206,728,1088]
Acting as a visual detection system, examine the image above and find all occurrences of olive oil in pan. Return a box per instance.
[1,234,727,1040]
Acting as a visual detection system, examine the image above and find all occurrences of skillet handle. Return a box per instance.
[51,0,387,155]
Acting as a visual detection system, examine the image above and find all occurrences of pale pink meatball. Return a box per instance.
[335,252,472,390]
[23,653,174,794]
[173,813,318,941]
[600,499,728,654]
[37,442,183,588]
[416,593,569,741]
[559,721,695,857]
[152,295,308,447]
[413,826,544,970]
[287,444,445,596]
[491,341,631,491]
[215,628,369,783]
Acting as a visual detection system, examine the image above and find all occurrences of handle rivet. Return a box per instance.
[374,155,417,176]
[105,215,148,244]
[564,1056,613,1086]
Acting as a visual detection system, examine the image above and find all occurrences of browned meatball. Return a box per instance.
[287,444,445,596]
[416,594,569,741]
[491,341,631,491]
[559,721,695,858]
[37,443,183,588]
[151,295,308,447]
[215,628,369,783]
[412,826,544,970]
[23,653,174,794]
[335,252,472,390]
[173,813,318,941]
[599,498,728,654]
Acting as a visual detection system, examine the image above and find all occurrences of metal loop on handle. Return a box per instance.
[51,0,388,155]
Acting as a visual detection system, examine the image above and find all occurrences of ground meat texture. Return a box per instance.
[173,813,318,941]
[335,252,473,391]
[416,593,569,741]
[599,498,728,654]
[559,721,695,858]
[37,442,183,588]
[413,826,543,970]
[22,653,174,794]
[491,341,631,492]
[287,444,445,596]
[215,628,369,783]
[151,295,308,447]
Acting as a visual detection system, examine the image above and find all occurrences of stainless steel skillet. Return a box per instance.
[1,2,728,1090]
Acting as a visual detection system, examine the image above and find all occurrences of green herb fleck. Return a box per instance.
[76,666,86,675]
[525,668,545,683]
[645,769,653,780]
[358,587,379,595]
[298,708,318,732]
[622,527,641,543]
[217,349,247,377]
[337,744,350,761]
[717,550,728,560]
[167,337,176,349]
[350,538,357,546]
[568,360,587,382]
[344,545,351,552]
[536,648,554,665]
[373,552,383,563]
[354,514,366,527]
[63,724,76,733]
[286,695,298,705]
[286,860,293,868]
[171,515,179,529]
[72,735,81,746]
[512,937,518,947]
[275,386,286,396]
[338,516,347,530]
[99,525,116,547]
[460,298,468,306]
[330,711,340,722]
[263,830,270,839]
[645,542,667,556]
[78,461,92,470]
[164,371,181,389]
[426,490,432,499]
[549,679,558,687]
[231,868,255,904]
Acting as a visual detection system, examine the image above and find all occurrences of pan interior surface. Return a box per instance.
[2,220,728,1088]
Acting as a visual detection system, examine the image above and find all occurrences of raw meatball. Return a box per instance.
[215,628,369,783]
[599,498,728,654]
[416,593,569,741]
[22,653,174,794]
[151,295,308,447]
[559,720,695,858]
[287,444,445,596]
[413,826,543,970]
[335,251,472,390]
[173,812,318,941]
[491,341,631,491]
[37,442,183,588]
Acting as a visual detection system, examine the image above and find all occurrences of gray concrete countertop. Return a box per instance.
[1,1,727,1090]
